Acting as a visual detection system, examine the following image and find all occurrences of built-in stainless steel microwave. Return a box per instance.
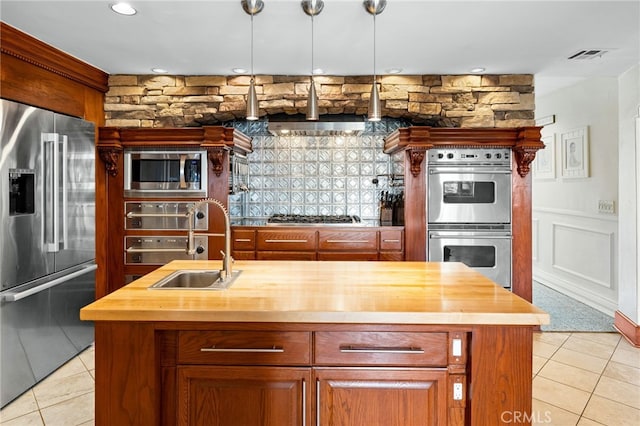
[124,150,208,198]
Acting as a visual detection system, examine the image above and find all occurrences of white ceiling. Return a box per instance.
[1,0,639,95]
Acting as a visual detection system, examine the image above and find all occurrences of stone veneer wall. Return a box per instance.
[105,74,534,128]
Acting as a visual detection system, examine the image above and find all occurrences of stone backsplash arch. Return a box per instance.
[105,74,534,128]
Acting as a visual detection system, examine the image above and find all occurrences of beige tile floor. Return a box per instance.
[1,332,639,425]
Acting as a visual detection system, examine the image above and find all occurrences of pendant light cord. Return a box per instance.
[250,13,254,79]
[372,12,376,85]
[311,14,315,76]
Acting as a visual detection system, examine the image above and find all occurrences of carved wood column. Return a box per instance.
[512,127,543,302]
[384,127,432,261]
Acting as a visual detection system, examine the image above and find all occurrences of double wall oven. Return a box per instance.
[427,148,512,288]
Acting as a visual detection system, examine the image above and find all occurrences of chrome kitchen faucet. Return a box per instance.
[187,198,233,281]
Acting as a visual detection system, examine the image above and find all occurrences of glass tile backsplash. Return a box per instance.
[229,134,404,223]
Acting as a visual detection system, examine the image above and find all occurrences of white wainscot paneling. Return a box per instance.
[552,223,614,288]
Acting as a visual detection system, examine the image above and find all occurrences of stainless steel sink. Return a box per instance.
[148,269,241,290]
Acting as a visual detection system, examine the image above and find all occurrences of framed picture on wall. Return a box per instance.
[534,134,556,179]
[561,126,589,178]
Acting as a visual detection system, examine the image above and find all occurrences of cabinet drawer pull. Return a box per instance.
[326,240,369,244]
[339,345,425,354]
[264,239,308,243]
[200,345,284,353]
[234,238,252,242]
[382,239,400,243]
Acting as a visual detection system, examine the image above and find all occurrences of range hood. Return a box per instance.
[267,114,366,136]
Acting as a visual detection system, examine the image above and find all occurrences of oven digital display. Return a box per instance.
[443,245,496,268]
[442,181,495,204]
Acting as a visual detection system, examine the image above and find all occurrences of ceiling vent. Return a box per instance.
[568,49,609,60]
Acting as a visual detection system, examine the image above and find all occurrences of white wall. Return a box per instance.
[617,64,640,323]
[533,77,620,315]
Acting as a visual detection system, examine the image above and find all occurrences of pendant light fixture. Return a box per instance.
[363,0,386,122]
[242,0,264,121]
[302,0,324,121]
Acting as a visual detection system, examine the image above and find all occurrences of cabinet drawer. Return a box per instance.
[318,230,378,251]
[318,252,378,261]
[232,250,256,260]
[257,251,317,260]
[379,251,404,261]
[315,332,448,366]
[178,331,311,365]
[257,230,317,251]
[232,229,256,250]
[380,229,403,251]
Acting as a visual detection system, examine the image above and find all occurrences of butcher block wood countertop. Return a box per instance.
[81,260,549,325]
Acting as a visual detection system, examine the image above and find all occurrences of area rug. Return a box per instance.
[532,281,616,332]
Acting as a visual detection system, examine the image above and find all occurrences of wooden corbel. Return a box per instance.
[513,127,545,178]
[97,145,122,177]
[207,147,226,177]
[408,147,427,177]
[513,146,539,178]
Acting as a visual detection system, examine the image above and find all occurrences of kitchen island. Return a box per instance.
[80,260,549,426]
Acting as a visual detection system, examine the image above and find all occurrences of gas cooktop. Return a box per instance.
[266,214,362,226]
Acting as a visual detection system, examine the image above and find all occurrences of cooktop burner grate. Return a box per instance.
[267,214,361,225]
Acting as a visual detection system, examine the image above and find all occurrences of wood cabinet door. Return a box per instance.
[315,368,448,426]
[177,366,311,426]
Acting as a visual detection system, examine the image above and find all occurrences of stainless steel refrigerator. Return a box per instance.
[0,99,96,408]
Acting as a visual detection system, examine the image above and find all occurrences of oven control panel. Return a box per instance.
[428,148,511,165]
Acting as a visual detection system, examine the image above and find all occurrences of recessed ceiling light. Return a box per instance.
[312,68,324,75]
[151,68,168,74]
[110,2,137,16]
[386,68,402,74]
[470,67,486,73]
[232,68,248,74]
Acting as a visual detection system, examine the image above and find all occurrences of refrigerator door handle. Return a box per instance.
[41,133,68,251]
[41,132,58,252]
[60,134,68,250]
[0,264,97,302]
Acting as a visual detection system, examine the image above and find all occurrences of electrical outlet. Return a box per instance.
[453,383,463,400]
[598,200,615,214]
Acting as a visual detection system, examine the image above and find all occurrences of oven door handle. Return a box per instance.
[429,232,511,239]
[429,168,511,175]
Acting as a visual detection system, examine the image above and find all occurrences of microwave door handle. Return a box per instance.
[179,154,187,189]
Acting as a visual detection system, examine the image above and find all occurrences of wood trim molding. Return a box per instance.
[384,126,544,178]
[1,22,109,93]
[96,125,251,181]
[614,310,640,347]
